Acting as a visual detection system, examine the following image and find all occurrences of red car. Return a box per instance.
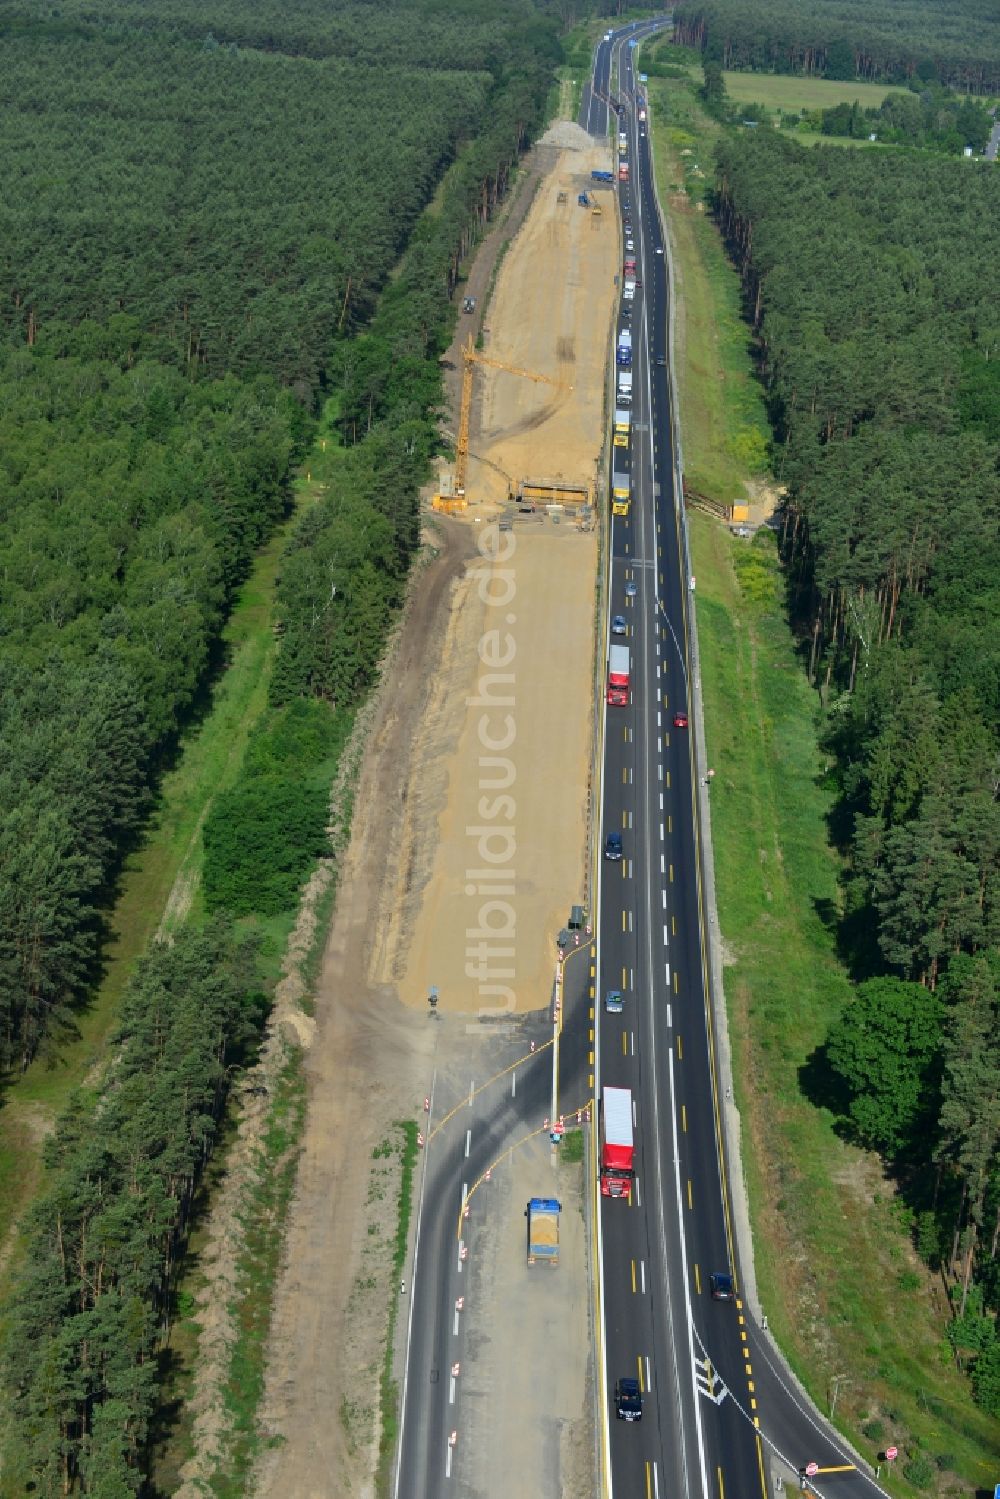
[673,712,688,729]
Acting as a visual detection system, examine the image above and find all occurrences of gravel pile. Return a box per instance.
[537,119,599,151]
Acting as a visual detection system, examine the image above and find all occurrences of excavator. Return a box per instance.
[433,334,566,511]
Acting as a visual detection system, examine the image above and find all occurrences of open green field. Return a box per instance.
[722,70,910,112]
[793,129,888,148]
[646,59,1000,1494]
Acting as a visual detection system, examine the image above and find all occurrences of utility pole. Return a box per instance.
[829,1374,850,1420]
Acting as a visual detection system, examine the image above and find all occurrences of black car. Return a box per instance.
[710,1272,735,1301]
[615,1377,643,1421]
[604,831,623,861]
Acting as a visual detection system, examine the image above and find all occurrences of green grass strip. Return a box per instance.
[213,1050,308,1499]
[376,1120,419,1498]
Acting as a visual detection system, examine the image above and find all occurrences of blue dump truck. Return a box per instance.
[591,169,615,183]
[526,1198,562,1266]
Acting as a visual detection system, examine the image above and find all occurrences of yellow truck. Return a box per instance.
[612,469,631,517]
[613,407,630,448]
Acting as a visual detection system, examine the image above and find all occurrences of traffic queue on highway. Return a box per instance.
[594,35,755,1490]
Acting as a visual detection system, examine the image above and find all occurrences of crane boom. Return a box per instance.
[454,334,567,496]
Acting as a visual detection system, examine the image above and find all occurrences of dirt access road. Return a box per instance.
[255,121,616,1498]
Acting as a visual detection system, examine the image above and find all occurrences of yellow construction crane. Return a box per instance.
[434,335,567,509]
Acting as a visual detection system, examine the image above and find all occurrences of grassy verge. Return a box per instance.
[0,472,322,1288]
[558,20,601,124]
[376,1120,419,1498]
[648,67,1000,1496]
[646,73,770,506]
[211,1048,308,1499]
[692,519,999,1492]
[559,1129,585,1166]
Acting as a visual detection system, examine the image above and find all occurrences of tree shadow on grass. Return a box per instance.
[798,1039,851,1120]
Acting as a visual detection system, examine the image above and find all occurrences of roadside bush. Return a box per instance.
[902,1453,935,1488]
[971,1335,1000,1417]
[204,778,330,915]
[732,532,780,609]
[202,699,346,916]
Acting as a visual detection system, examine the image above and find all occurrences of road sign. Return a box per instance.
[885,1447,898,1462]
[805,1463,819,1477]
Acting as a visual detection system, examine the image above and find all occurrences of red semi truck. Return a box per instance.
[600,1085,635,1200]
[607,644,630,705]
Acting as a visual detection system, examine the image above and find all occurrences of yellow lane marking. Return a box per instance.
[431,1042,553,1141]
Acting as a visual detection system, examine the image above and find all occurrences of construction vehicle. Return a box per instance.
[525,1198,562,1266]
[432,335,565,511]
[592,202,603,219]
[578,191,589,207]
[557,189,567,203]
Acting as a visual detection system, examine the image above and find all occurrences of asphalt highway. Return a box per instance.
[595,34,763,1499]
[392,26,894,1499]
[393,967,593,1497]
[595,29,893,1499]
